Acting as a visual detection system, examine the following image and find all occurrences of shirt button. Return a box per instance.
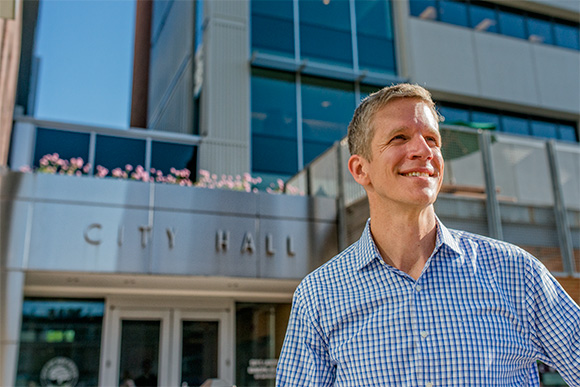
[426,382,434,387]
[420,331,429,338]
[416,285,423,291]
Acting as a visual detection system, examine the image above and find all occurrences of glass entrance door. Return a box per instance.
[101,306,232,386]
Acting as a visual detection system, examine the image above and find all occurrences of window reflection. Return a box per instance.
[301,76,355,165]
[95,135,146,171]
[252,0,294,57]
[251,69,298,175]
[299,0,353,67]
[33,128,90,168]
[527,17,553,44]
[554,23,580,50]
[16,299,104,387]
[439,0,468,27]
[469,4,497,33]
[355,0,396,73]
[236,303,291,387]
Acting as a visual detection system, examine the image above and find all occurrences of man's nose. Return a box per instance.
[408,135,433,159]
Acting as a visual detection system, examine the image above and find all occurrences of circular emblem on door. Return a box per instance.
[40,356,79,387]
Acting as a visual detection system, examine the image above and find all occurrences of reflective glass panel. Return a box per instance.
[301,76,355,165]
[527,17,554,44]
[299,0,353,67]
[501,116,529,136]
[181,321,219,387]
[95,135,146,172]
[471,111,501,130]
[33,128,90,168]
[439,0,468,27]
[498,11,525,39]
[530,120,557,139]
[439,106,469,125]
[16,299,104,387]
[251,69,298,175]
[355,0,396,73]
[119,320,160,387]
[558,124,578,142]
[469,3,498,33]
[252,0,294,57]
[554,23,580,50]
[409,0,437,20]
[236,303,291,387]
[151,141,197,176]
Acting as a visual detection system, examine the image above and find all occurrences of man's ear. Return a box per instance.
[348,154,370,187]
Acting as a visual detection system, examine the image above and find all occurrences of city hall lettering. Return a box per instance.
[83,223,297,256]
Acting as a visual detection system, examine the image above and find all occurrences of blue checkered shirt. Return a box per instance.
[276,219,580,386]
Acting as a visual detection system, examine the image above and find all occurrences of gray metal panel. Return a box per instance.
[26,202,150,272]
[408,19,479,95]
[32,173,151,207]
[258,218,338,279]
[258,193,336,222]
[534,44,580,114]
[151,211,259,277]
[473,32,540,106]
[0,200,30,269]
[154,184,258,216]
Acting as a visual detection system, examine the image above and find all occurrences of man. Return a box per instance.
[276,83,580,386]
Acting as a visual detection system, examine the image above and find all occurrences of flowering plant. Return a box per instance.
[19,153,303,194]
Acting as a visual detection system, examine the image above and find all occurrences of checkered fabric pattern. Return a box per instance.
[276,219,580,386]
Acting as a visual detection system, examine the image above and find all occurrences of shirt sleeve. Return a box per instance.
[276,287,336,386]
[526,259,580,385]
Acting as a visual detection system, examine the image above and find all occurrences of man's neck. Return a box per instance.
[369,204,438,280]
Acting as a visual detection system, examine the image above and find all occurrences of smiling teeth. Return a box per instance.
[404,172,429,177]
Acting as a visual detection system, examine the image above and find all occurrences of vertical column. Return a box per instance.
[0,270,25,387]
[478,130,503,240]
[546,140,575,275]
[198,0,251,176]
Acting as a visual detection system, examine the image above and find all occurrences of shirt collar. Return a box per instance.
[354,216,462,271]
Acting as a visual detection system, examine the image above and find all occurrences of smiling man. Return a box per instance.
[276,84,580,386]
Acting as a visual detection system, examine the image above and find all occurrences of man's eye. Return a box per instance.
[392,135,406,141]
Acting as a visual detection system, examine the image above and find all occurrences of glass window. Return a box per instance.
[498,11,525,39]
[251,69,298,175]
[501,116,530,136]
[527,17,554,44]
[16,299,104,387]
[301,76,355,165]
[530,120,557,139]
[33,128,90,168]
[439,106,469,125]
[151,142,197,176]
[95,135,146,172]
[439,0,468,28]
[252,0,295,57]
[558,124,578,142]
[469,3,498,33]
[299,0,353,67]
[181,321,219,386]
[471,111,501,130]
[409,0,437,20]
[355,0,396,73]
[554,23,580,50]
[236,303,291,387]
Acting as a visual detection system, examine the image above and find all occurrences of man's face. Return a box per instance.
[358,98,444,210]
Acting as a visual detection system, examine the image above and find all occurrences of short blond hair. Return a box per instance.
[347,83,442,160]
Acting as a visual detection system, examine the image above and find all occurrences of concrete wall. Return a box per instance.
[406,19,580,117]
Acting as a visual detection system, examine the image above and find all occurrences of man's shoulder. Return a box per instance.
[296,240,361,296]
[445,226,540,268]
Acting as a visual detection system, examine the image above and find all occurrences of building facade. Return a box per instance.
[1,0,579,386]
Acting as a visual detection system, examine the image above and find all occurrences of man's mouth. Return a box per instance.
[401,171,432,177]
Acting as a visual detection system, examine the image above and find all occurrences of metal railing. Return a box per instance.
[286,126,580,276]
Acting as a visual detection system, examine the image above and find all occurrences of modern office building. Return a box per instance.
[1,0,579,385]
